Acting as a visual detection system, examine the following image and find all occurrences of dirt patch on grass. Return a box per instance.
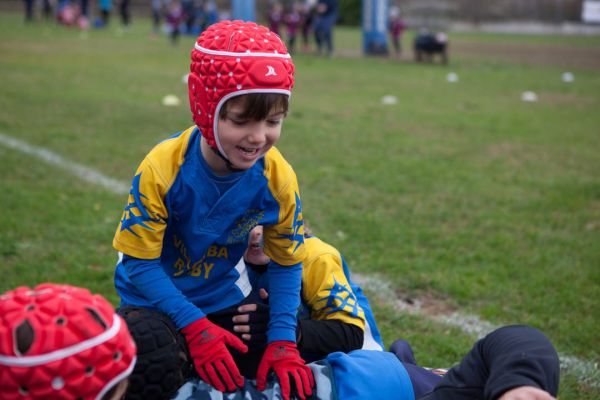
[451,41,600,69]
[398,289,459,316]
[540,92,596,106]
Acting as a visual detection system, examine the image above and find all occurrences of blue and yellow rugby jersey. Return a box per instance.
[299,236,384,350]
[113,126,305,339]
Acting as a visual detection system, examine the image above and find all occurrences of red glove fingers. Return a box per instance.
[181,317,248,392]
[256,341,314,400]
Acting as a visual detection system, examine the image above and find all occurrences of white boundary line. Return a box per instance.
[1,132,598,388]
[0,133,129,195]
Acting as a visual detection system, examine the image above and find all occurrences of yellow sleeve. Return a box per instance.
[301,251,366,330]
[262,148,306,266]
[113,128,192,259]
[112,156,170,259]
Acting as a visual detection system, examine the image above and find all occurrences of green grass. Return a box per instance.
[1,13,599,398]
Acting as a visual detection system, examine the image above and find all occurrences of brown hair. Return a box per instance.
[219,93,289,121]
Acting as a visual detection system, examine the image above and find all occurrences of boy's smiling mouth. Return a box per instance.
[237,146,261,158]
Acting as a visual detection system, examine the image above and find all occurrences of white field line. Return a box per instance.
[0,133,130,195]
[352,273,600,389]
[1,133,598,388]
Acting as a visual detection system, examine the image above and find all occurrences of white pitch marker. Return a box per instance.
[562,72,575,83]
[381,95,398,105]
[521,91,538,102]
[162,94,181,106]
[446,72,459,83]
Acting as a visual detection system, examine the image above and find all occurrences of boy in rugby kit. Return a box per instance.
[113,20,313,400]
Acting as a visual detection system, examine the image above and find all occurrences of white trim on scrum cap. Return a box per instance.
[95,355,137,400]
[195,43,291,59]
[0,315,122,367]
[213,88,291,161]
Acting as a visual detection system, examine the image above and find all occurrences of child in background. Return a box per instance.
[267,1,284,36]
[284,2,302,54]
[0,283,137,400]
[299,1,314,53]
[166,0,185,45]
[389,6,406,58]
[112,20,313,400]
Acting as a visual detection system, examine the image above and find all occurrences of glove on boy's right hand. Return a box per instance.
[181,317,248,392]
[256,341,314,400]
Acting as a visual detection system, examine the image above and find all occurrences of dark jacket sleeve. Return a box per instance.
[420,325,560,400]
[298,319,364,357]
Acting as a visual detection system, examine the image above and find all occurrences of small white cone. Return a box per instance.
[162,94,181,106]
[446,72,459,83]
[381,95,398,105]
[521,91,538,102]
[562,72,574,83]
[182,73,189,85]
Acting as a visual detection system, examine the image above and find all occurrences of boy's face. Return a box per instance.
[244,225,271,265]
[214,102,284,172]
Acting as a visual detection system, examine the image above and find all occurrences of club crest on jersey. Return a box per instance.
[227,209,265,245]
[120,173,160,237]
[278,193,304,253]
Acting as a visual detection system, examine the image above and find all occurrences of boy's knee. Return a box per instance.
[118,307,192,400]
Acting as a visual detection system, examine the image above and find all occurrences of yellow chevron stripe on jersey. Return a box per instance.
[113,127,195,259]
[301,237,366,330]
[262,147,306,266]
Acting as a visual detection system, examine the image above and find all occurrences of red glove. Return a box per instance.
[181,317,248,392]
[256,341,314,400]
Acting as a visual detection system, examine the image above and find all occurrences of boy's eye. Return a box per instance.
[267,119,282,126]
[230,118,249,126]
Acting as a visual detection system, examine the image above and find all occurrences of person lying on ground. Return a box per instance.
[172,324,559,400]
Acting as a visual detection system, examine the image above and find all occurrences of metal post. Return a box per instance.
[362,0,389,55]
[231,0,255,22]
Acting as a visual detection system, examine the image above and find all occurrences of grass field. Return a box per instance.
[1,12,599,398]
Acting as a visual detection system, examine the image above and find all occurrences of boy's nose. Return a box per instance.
[246,124,267,144]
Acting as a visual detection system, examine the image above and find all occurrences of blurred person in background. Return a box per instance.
[23,0,54,23]
[151,0,163,37]
[166,0,185,44]
[284,2,302,53]
[95,0,112,28]
[299,0,314,53]
[119,0,131,29]
[267,1,284,36]
[389,5,405,58]
[313,0,337,57]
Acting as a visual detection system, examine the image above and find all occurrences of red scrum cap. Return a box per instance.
[188,20,295,156]
[0,283,136,400]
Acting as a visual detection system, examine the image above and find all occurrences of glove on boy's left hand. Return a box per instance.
[256,341,314,400]
[182,317,248,393]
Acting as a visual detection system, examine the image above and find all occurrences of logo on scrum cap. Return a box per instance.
[249,60,286,85]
